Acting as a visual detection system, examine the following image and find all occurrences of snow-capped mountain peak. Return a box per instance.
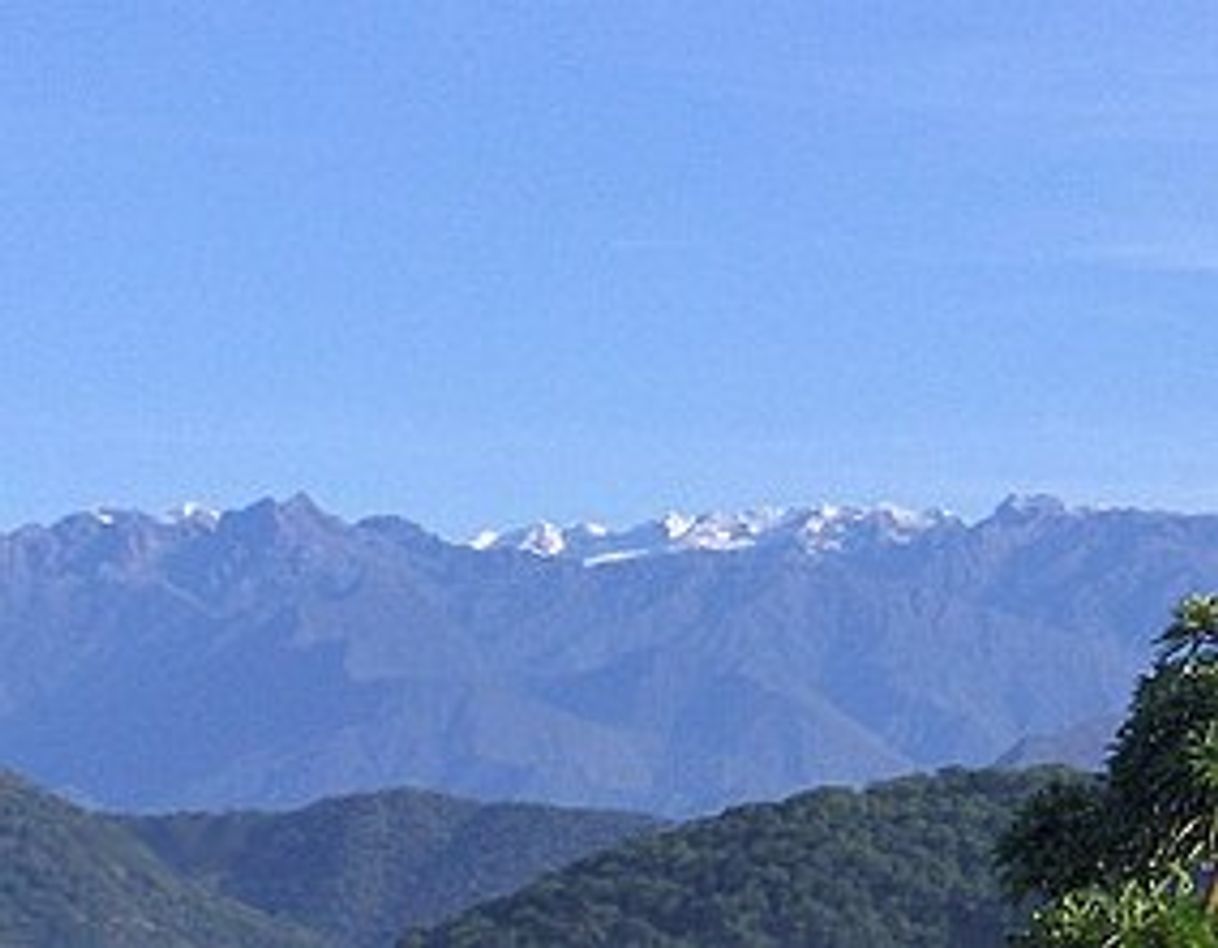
[659,512,696,540]
[91,508,118,527]
[468,529,500,551]
[519,522,566,557]
[166,502,221,527]
[472,502,959,566]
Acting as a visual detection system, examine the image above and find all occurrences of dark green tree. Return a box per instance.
[998,594,1218,945]
[995,778,1111,901]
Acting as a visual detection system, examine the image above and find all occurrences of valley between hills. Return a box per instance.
[0,764,1062,946]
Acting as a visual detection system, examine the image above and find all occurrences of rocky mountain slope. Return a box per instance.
[0,493,1212,815]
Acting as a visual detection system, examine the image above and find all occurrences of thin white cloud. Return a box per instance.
[606,236,703,253]
[1075,243,1218,275]
[646,31,1218,147]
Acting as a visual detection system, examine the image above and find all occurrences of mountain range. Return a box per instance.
[0,493,1212,815]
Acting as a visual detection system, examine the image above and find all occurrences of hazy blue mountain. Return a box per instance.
[993,713,1120,772]
[0,493,1214,815]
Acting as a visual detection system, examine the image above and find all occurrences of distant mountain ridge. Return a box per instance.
[993,713,1121,773]
[0,493,1214,815]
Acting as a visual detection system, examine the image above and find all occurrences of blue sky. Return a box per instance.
[4,2,1218,536]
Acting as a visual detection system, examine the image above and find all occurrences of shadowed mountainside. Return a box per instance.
[0,493,1213,814]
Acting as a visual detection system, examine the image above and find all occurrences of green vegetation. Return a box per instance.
[998,594,1218,945]
[0,772,320,948]
[122,787,659,947]
[0,766,656,947]
[402,767,1065,947]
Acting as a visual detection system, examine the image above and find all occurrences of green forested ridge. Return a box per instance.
[403,767,1066,948]
[121,786,661,947]
[0,771,321,948]
[0,758,1097,947]
[0,765,657,947]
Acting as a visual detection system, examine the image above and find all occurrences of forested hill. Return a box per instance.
[121,787,660,948]
[0,772,320,948]
[0,759,1075,947]
[403,768,1066,948]
[0,766,658,947]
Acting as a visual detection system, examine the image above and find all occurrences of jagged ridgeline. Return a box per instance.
[402,767,1067,948]
[2,494,1214,817]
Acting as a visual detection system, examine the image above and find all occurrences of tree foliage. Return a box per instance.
[1020,875,1218,948]
[998,594,1218,945]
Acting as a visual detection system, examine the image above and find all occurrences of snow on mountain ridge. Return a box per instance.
[469,503,960,564]
[166,502,221,527]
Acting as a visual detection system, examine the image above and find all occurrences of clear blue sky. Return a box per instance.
[4,2,1218,536]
